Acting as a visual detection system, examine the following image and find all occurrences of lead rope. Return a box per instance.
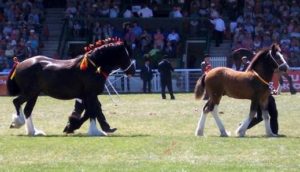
[104,60,136,105]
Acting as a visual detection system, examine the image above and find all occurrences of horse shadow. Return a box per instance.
[15,133,151,138]
[208,134,300,139]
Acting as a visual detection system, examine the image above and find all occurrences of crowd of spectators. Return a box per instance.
[64,0,190,67]
[1,0,299,71]
[0,0,45,72]
[230,0,300,67]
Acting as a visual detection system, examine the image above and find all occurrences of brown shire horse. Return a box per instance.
[7,38,135,136]
[194,44,288,137]
[229,48,296,94]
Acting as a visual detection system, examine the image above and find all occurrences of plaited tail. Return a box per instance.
[194,74,206,99]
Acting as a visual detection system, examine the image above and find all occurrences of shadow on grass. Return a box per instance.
[15,133,151,138]
[203,134,300,139]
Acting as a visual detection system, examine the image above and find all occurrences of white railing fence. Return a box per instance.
[2,66,300,94]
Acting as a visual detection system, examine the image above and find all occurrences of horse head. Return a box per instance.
[246,43,289,82]
[269,44,289,72]
[82,38,135,76]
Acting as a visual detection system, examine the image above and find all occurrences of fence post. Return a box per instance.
[185,70,189,92]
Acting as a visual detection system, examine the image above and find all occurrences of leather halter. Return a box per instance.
[82,53,108,79]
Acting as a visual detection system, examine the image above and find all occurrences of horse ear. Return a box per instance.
[271,43,280,54]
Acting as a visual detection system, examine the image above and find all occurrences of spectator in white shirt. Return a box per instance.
[167,29,180,43]
[123,6,133,18]
[210,16,225,47]
[169,6,183,18]
[138,4,153,18]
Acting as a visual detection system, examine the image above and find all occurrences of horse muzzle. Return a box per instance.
[278,63,289,72]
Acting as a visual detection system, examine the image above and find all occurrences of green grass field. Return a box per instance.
[0,93,300,171]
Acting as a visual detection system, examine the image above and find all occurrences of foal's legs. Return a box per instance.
[211,105,229,137]
[195,109,208,136]
[236,102,257,137]
[23,96,45,136]
[195,101,211,136]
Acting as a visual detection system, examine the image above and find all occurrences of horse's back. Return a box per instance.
[13,56,84,99]
[205,67,257,99]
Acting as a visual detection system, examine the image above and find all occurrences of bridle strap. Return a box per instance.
[122,59,136,73]
[83,54,108,79]
[252,70,269,86]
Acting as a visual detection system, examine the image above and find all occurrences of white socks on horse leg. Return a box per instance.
[88,119,107,136]
[211,105,230,137]
[236,117,251,137]
[195,111,207,136]
[262,111,277,137]
[25,116,46,136]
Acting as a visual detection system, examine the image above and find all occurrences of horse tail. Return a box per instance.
[7,60,20,96]
[194,74,206,99]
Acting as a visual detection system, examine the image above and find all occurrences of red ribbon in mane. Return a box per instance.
[8,57,20,80]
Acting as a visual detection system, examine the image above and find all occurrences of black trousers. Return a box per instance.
[247,95,278,134]
[161,78,175,99]
[214,30,223,47]
[73,99,111,131]
[143,79,151,93]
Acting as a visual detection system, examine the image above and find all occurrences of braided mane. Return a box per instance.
[80,37,124,71]
[84,37,124,53]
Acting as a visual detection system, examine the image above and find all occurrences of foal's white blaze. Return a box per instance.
[10,107,25,128]
[195,111,207,136]
[88,119,107,136]
[25,116,46,136]
[262,110,277,137]
[211,105,229,137]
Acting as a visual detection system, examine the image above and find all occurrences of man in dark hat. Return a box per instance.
[158,55,175,99]
[140,58,153,93]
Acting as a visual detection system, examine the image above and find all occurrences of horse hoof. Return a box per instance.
[236,129,245,137]
[10,114,25,129]
[34,130,46,136]
[267,133,277,137]
[195,130,204,136]
[88,129,107,136]
[27,129,46,136]
[220,131,230,137]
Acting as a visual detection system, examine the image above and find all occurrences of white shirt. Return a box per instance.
[138,7,153,18]
[123,9,133,18]
[210,18,226,32]
[167,32,180,42]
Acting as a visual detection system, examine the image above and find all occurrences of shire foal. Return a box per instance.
[194,44,288,137]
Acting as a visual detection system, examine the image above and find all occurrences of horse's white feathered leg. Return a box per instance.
[236,117,251,137]
[10,106,25,128]
[25,116,46,136]
[262,110,277,137]
[195,110,208,136]
[88,119,107,136]
[211,105,230,137]
[236,110,256,137]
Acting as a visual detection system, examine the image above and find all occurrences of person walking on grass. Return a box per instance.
[158,55,175,100]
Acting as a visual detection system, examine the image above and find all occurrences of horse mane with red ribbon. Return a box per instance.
[80,37,123,70]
